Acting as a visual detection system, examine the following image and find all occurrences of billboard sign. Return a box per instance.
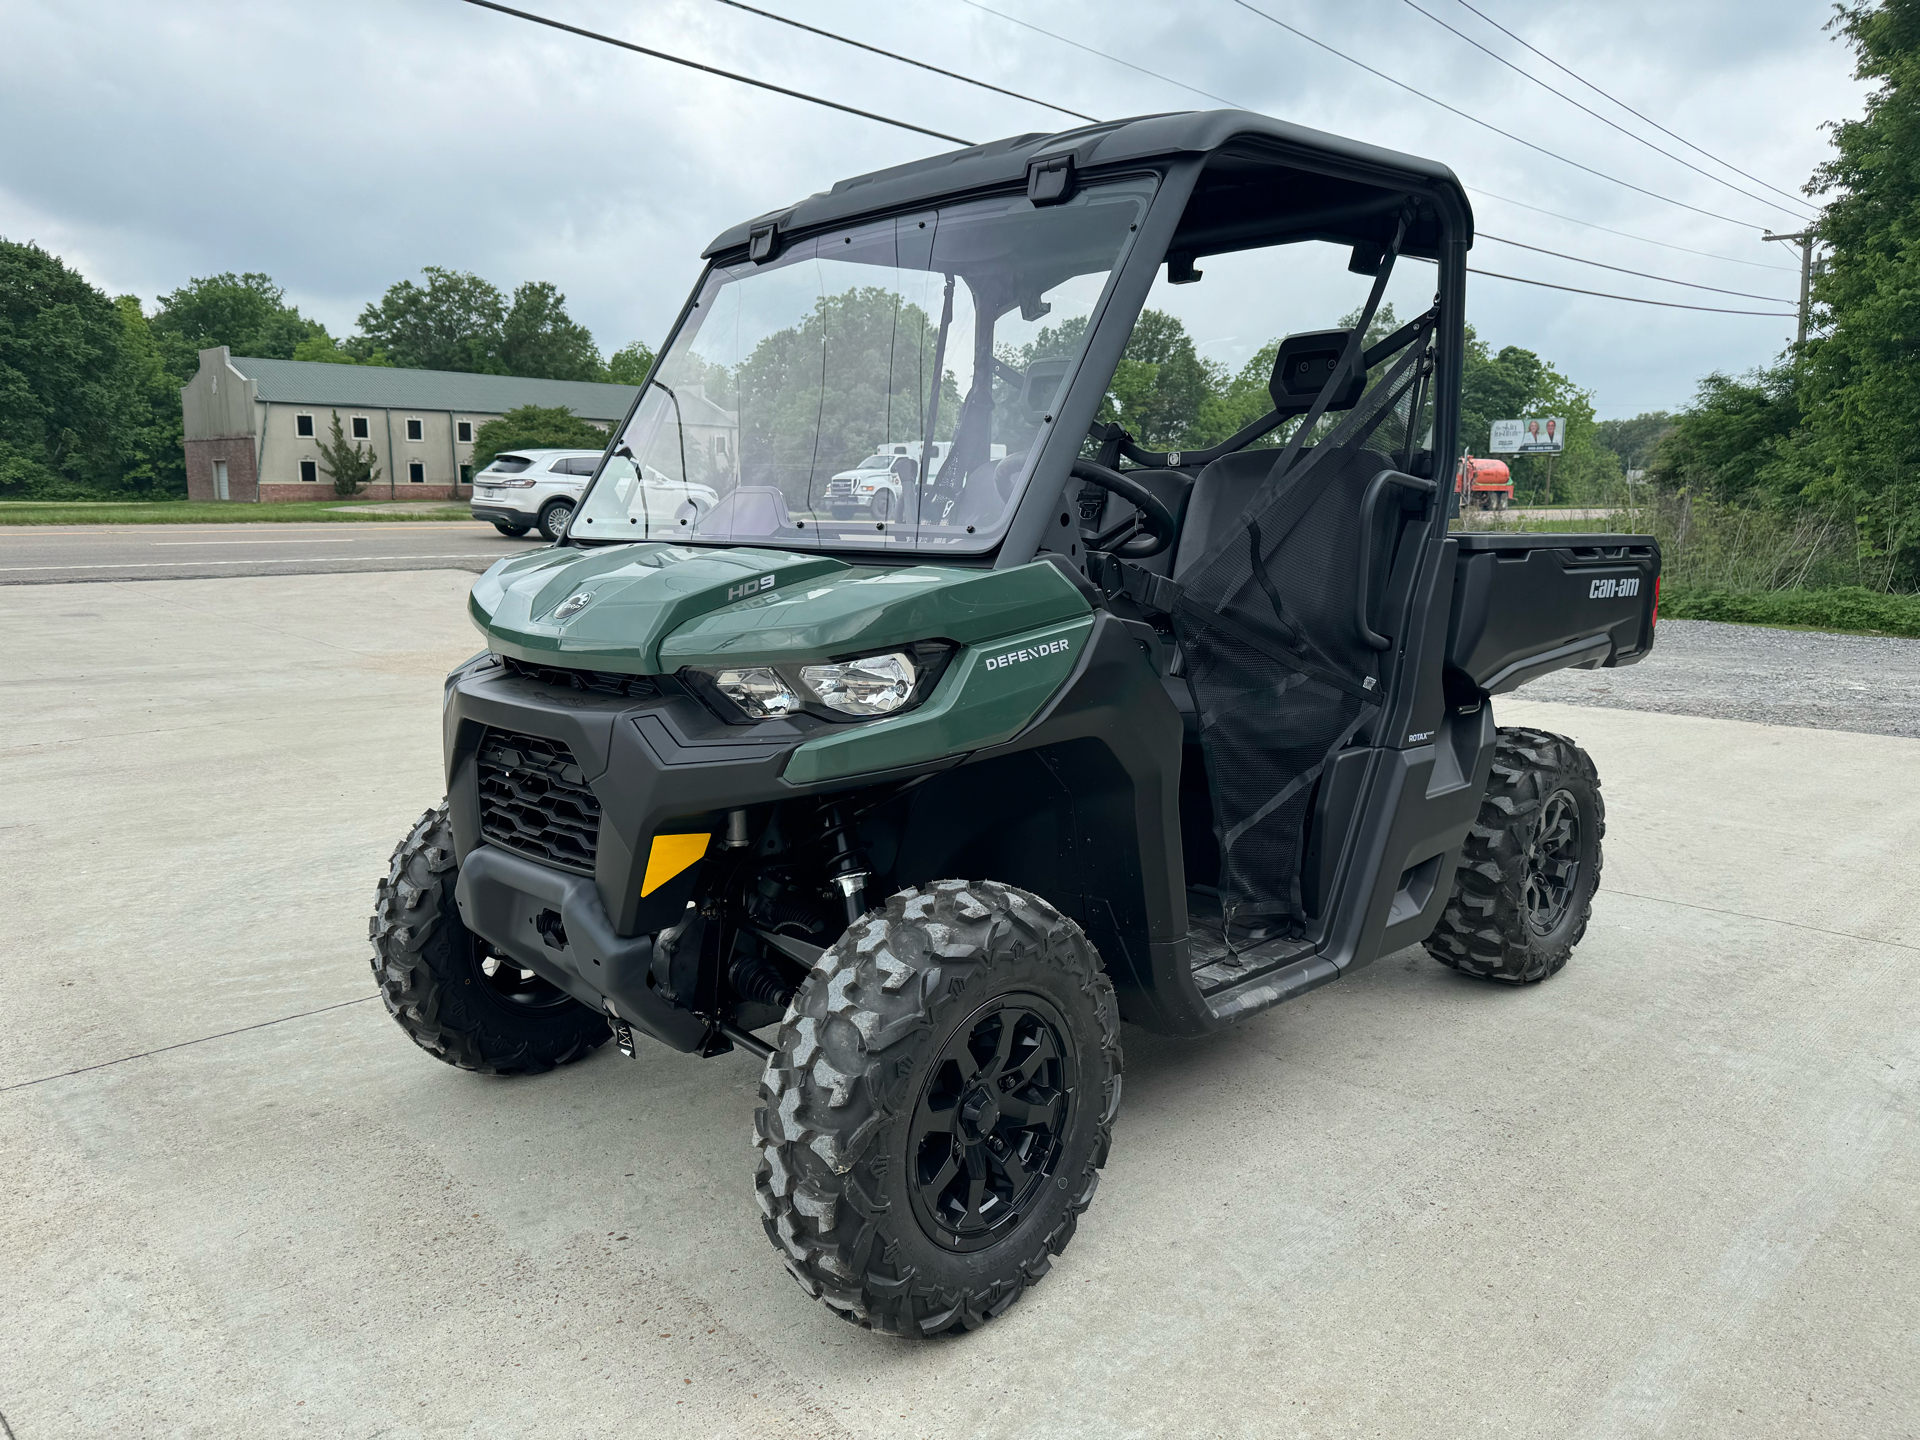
[1490,418,1565,453]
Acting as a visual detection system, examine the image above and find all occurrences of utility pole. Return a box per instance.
[1762,230,1814,344]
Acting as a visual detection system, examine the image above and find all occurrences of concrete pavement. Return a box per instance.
[2,571,1915,1438]
[0,521,535,584]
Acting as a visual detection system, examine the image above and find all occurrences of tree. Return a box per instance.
[1797,0,1918,586]
[1457,329,1617,503]
[500,281,604,381]
[0,238,143,496]
[316,410,381,496]
[606,339,656,385]
[470,404,609,472]
[357,267,507,373]
[1101,309,1225,451]
[1595,412,1675,473]
[355,268,609,379]
[292,333,392,366]
[151,271,326,359]
[112,295,187,496]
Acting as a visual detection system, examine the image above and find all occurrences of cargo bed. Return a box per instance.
[1446,531,1661,695]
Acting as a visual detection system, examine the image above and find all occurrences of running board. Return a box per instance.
[1186,925,1340,1023]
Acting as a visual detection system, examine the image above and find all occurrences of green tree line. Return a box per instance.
[1617,0,1916,594]
[0,248,657,499]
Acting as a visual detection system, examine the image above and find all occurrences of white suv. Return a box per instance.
[471,449,606,540]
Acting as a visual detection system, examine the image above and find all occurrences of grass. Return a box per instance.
[1456,497,1918,639]
[0,499,471,525]
[1659,585,1918,638]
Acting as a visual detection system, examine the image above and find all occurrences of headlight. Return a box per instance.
[800,651,915,716]
[713,667,802,718]
[686,644,950,725]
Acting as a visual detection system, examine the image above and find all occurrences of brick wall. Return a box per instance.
[184,436,259,502]
[258,482,469,503]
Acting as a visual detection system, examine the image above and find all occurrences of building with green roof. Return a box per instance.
[181,346,642,502]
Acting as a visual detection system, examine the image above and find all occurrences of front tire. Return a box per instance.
[755,881,1122,1336]
[369,804,610,1074]
[1425,727,1604,983]
[537,498,574,541]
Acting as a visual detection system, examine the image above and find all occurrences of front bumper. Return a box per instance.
[454,843,708,1051]
[443,655,865,1048]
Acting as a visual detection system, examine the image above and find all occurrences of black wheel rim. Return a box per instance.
[472,944,574,1012]
[1524,788,1582,936]
[906,993,1077,1254]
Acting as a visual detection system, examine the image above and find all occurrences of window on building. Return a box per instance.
[459,464,473,484]
[408,461,425,484]
[351,416,370,440]
[295,413,315,438]
[299,459,318,483]
[456,420,473,443]
[405,417,424,442]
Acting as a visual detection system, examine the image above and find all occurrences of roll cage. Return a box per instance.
[591,109,1472,575]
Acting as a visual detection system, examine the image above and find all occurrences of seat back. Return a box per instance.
[1171,449,1278,581]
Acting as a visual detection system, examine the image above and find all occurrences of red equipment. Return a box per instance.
[1455,454,1513,511]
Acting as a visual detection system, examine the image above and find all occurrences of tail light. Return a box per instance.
[1651,575,1661,629]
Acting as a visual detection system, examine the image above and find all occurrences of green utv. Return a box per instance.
[371,111,1660,1335]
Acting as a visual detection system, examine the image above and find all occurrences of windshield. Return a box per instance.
[573,178,1153,554]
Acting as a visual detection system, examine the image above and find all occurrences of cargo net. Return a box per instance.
[1173,317,1433,938]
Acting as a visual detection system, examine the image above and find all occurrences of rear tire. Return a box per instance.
[1425,727,1604,984]
[493,519,531,537]
[537,498,574,541]
[755,881,1122,1336]
[369,804,609,1074]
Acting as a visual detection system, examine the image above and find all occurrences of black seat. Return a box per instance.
[1171,448,1280,581]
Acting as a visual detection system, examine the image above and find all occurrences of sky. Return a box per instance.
[0,0,1869,419]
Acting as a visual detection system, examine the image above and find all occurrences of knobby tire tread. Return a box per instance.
[754,881,1122,1337]
[1424,726,1604,984]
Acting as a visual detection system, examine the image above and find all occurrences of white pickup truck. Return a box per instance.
[824,440,1006,520]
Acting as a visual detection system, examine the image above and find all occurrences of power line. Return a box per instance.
[1468,187,1799,272]
[1466,267,1796,316]
[1398,0,1817,222]
[1450,0,1818,215]
[1225,0,1774,232]
[460,0,1800,323]
[1480,233,1796,303]
[707,0,1097,124]
[455,0,974,145]
[957,0,1796,271]
[955,0,1246,108]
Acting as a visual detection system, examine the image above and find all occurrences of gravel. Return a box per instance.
[1514,617,1919,737]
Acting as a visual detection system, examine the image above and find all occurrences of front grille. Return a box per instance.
[827,479,855,498]
[500,655,658,700]
[477,729,601,874]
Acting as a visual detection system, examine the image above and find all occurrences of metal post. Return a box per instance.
[1763,230,1814,345]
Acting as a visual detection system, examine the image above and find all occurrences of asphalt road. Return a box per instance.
[3,570,1916,1438]
[0,520,533,583]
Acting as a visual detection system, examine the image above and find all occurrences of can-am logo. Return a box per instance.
[1589,577,1640,599]
[727,574,777,602]
[985,637,1072,671]
[553,590,594,620]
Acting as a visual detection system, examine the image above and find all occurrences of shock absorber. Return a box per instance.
[818,802,870,924]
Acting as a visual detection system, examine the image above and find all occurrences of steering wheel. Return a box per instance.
[1070,459,1178,559]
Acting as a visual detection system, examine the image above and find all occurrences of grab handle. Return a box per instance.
[1357,468,1435,650]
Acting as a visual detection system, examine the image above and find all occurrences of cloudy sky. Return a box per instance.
[1,0,1866,417]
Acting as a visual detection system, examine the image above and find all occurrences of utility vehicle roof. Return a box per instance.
[703,109,1472,264]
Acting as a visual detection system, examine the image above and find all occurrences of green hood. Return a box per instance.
[469,542,1092,675]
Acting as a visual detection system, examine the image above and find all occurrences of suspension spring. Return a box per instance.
[818,802,870,923]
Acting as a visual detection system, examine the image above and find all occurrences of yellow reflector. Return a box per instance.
[640,833,710,896]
